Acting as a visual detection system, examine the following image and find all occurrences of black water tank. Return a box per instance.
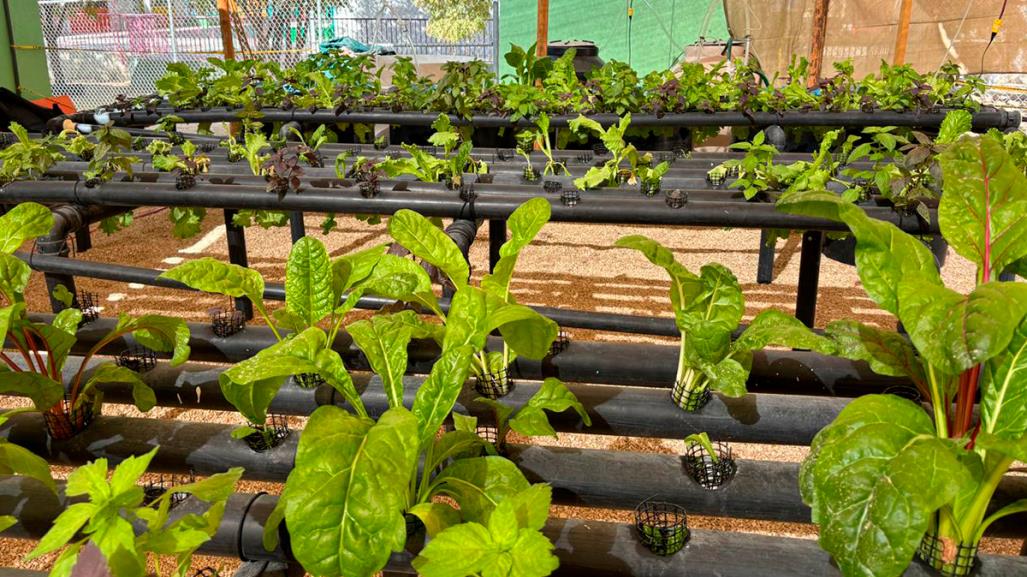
[547,40,603,80]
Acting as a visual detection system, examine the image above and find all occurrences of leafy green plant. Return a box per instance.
[382,115,478,188]
[503,43,553,86]
[462,377,591,451]
[718,130,781,200]
[781,132,1027,577]
[287,124,330,167]
[0,123,64,184]
[0,203,190,429]
[159,237,389,426]
[683,432,719,463]
[83,123,138,188]
[523,114,568,177]
[148,140,210,237]
[58,131,96,161]
[26,448,242,577]
[569,114,638,190]
[614,235,833,405]
[265,206,561,577]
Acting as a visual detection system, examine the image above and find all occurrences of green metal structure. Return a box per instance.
[498,0,729,76]
[0,0,52,97]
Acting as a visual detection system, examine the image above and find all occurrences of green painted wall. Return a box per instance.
[0,0,52,97]
[498,0,728,76]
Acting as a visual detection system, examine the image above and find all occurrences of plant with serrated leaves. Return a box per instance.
[58,131,96,161]
[83,123,138,188]
[227,131,290,229]
[261,146,304,199]
[716,130,782,200]
[149,140,211,237]
[461,378,591,452]
[615,235,833,407]
[26,447,241,577]
[0,203,190,429]
[263,207,561,577]
[0,123,64,184]
[569,114,638,190]
[159,236,413,426]
[779,132,1027,577]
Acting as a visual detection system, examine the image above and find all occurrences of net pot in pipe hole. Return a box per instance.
[682,433,737,490]
[635,499,689,556]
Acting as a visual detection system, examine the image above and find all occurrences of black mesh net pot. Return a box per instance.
[242,414,291,453]
[144,472,194,508]
[684,441,737,490]
[883,385,923,403]
[522,166,538,182]
[175,173,197,190]
[293,373,326,389]
[706,170,726,187]
[634,500,689,556]
[36,236,75,258]
[476,424,505,452]
[561,189,581,207]
[543,180,563,194]
[116,346,157,373]
[665,189,688,209]
[474,369,512,399]
[671,382,711,413]
[359,180,380,199]
[43,398,97,441]
[209,307,246,338]
[77,291,100,324]
[574,151,594,165]
[549,330,570,356]
[917,534,978,577]
[641,180,661,197]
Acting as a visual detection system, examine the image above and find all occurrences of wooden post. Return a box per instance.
[217,0,235,60]
[536,0,549,57]
[806,0,830,88]
[893,0,913,64]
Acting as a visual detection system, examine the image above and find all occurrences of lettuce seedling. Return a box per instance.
[463,377,592,451]
[615,235,833,405]
[782,133,1027,577]
[26,447,242,577]
[0,203,190,424]
[160,237,394,425]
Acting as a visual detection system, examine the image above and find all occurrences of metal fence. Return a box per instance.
[36,0,499,111]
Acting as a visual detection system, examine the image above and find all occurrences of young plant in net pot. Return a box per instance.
[779,131,1027,577]
[568,114,640,191]
[462,377,592,454]
[0,122,65,184]
[159,236,392,447]
[0,203,191,439]
[682,432,736,490]
[615,235,834,412]
[25,448,242,577]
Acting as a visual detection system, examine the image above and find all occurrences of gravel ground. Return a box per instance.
[2,204,1019,574]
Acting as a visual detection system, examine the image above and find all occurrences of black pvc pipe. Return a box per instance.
[0,180,940,233]
[30,314,907,395]
[48,356,848,445]
[104,107,1021,131]
[3,474,1025,577]
[489,219,506,272]
[37,204,132,313]
[3,411,1027,538]
[795,231,824,327]
[223,209,254,319]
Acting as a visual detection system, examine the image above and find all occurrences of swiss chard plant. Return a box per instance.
[569,114,639,190]
[462,377,592,452]
[0,203,190,430]
[781,132,1027,577]
[615,235,833,408]
[264,206,561,576]
[522,114,568,177]
[26,448,242,577]
[159,236,388,426]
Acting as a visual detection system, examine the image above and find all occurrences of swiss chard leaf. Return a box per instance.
[285,236,333,327]
[428,456,530,523]
[388,209,469,288]
[282,406,419,577]
[412,346,473,447]
[159,258,265,311]
[981,315,1027,440]
[0,202,54,255]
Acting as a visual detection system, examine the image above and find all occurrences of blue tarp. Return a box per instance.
[318,36,394,55]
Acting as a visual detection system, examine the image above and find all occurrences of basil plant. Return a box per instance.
[615,234,833,411]
[782,132,1027,577]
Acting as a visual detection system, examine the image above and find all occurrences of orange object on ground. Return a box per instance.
[32,95,76,115]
